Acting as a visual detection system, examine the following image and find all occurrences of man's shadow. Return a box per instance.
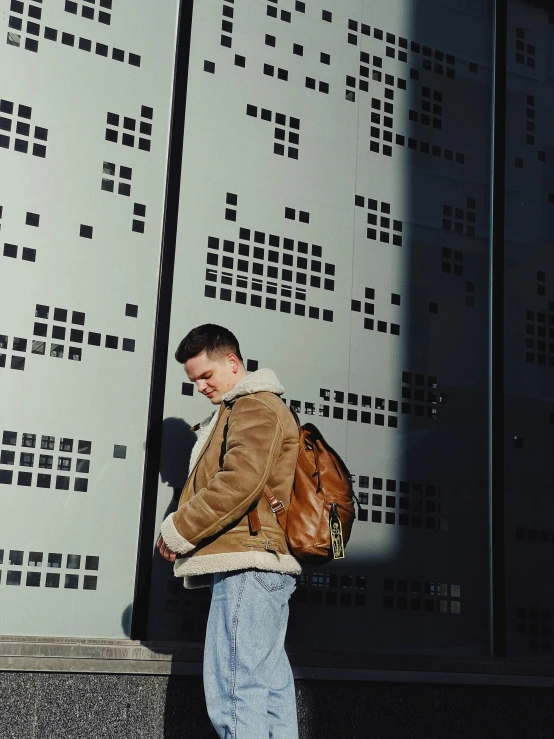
[146,416,197,642]
[158,416,197,514]
[144,417,219,738]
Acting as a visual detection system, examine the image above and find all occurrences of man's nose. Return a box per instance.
[197,380,207,393]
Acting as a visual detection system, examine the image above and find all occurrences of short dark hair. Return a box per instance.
[175,324,243,364]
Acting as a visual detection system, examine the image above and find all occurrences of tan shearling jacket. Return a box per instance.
[160,368,302,588]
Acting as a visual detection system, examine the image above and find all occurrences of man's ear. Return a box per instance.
[227,353,240,373]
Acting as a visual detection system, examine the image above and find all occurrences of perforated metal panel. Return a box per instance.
[148,0,494,656]
[504,0,554,660]
[0,1,180,636]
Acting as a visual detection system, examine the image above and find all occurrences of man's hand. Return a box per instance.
[156,535,177,562]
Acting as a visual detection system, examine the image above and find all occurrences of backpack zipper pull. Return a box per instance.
[329,503,345,559]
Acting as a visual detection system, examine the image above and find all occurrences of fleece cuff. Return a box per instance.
[159,513,196,555]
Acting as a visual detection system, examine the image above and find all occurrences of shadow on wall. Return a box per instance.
[164,677,218,739]
[159,676,554,739]
[158,416,197,509]
[121,604,133,637]
[144,0,494,734]
[152,418,196,620]
[122,417,197,637]
[155,419,217,736]
[152,415,197,634]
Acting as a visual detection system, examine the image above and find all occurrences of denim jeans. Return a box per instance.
[203,570,299,739]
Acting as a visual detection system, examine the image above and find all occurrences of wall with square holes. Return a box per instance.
[504,1,554,660]
[0,1,179,636]
[148,0,494,655]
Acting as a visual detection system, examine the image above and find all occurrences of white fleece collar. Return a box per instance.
[222,367,284,402]
[186,368,284,474]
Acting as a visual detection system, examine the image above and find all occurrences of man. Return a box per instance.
[157,324,301,739]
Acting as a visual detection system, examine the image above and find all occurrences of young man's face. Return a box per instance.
[184,351,241,405]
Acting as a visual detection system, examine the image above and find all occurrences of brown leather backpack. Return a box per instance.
[260,408,356,565]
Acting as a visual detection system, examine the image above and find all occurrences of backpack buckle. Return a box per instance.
[270,499,285,515]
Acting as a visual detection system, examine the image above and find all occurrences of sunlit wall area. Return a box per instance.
[0,1,180,637]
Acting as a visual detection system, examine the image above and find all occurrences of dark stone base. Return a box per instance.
[1,672,554,738]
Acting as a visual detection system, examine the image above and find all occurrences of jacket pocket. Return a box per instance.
[254,571,287,592]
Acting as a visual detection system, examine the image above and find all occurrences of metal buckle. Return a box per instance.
[271,500,285,514]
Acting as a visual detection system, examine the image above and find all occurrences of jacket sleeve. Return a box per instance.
[160,396,283,551]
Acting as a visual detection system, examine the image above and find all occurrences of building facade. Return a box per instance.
[1,0,553,735]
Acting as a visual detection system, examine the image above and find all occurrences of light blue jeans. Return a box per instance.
[203,570,299,739]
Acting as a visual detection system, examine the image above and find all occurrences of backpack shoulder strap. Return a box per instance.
[263,484,287,529]
[289,405,302,429]
[260,400,298,531]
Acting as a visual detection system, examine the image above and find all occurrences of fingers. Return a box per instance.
[156,535,177,562]
[164,545,176,562]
